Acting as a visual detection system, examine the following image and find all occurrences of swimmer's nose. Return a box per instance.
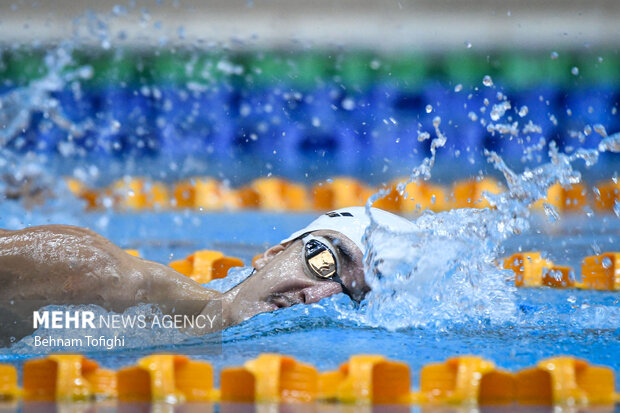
[301,282,343,304]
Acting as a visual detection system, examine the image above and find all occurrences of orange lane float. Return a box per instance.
[581,253,620,291]
[452,178,503,209]
[65,178,101,210]
[593,180,620,212]
[535,182,588,213]
[516,357,615,406]
[0,364,18,400]
[251,177,310,211]
[542,265,575,288]
[23,355,116,401]
[418,356,515,405]
[169,250,244,284]
[117,355,216,402]
[503,252,554,287]
[193,178,231,210]
[221,354,318,403]
[373,180,450,213]
[312,177,375,211]
[112,177,170,210]
[318,355,411,404]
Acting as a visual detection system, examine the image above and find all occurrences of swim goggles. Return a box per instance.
[299,233,354,300]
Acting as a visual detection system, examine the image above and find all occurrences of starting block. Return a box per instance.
[516,356,615,406]
[503,252,554,287]
[117,355,215,402]
[318,355,411,404]
[169,250,244,283]
[221,353,318,403]
[23,355,117,401]
[418,356,514,405]
[581,253,620,291]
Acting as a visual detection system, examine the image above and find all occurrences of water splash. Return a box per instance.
[0,45,94,147]
[357,92,620,330]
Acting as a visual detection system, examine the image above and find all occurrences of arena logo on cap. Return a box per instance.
[326,211,354,217]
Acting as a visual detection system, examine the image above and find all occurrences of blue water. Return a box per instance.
[0,205,618,389]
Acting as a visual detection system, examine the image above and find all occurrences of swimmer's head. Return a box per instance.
[223,207,415,325]
[279,206,415,256]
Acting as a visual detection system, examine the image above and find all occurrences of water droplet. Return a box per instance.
[341,97,355,111]
[550,51,559,60]
[597,56,604,63]
[464,41,472,49]
[602,257,612,268]
[425,104,433,113]
[454,84,463,92]
[312,117,321,127]
[482,75,493,87]
[518,106,528,117]
[571,66,579,76]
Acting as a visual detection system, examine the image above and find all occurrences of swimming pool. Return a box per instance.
[1,5,620,407]
[0,205,618,391]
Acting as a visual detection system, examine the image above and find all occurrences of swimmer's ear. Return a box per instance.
[253,242,290,270]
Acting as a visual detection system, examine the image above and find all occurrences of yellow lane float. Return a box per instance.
[581,253,620,291]
[221,353,318,403]
[593,180,620,212]
[452,178,503,209]
[319,354,411,404]
[117,355,216,402]
[418,356,514,405]
[23,355,116,401]
[0,364,18,400]
[169,250,244,284]
[516,356,615,406]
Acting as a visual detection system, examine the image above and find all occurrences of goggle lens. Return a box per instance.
[304,239,337,279]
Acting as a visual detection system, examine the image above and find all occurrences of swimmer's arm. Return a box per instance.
[0,225,222,315]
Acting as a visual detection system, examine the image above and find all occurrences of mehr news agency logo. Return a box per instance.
[32,310,218,350]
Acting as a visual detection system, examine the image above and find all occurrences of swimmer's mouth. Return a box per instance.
[268,293,303,309]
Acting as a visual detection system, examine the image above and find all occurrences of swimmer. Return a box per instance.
[0,207,413,342]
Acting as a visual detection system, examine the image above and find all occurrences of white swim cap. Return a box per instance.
[280,207,415,254]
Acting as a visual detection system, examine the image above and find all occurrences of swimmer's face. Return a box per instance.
[223,230,368,325]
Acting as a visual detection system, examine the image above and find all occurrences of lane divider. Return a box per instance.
[319,354,411,404]
[65,176,620,214]
[169,250,244,284]
[502,251,619,291]
[221,353,317,403]
[23,355,116,401]
[3,354,617,406]
[117,355,217,402]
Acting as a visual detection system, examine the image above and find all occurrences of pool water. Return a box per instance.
[0,35,619,409]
